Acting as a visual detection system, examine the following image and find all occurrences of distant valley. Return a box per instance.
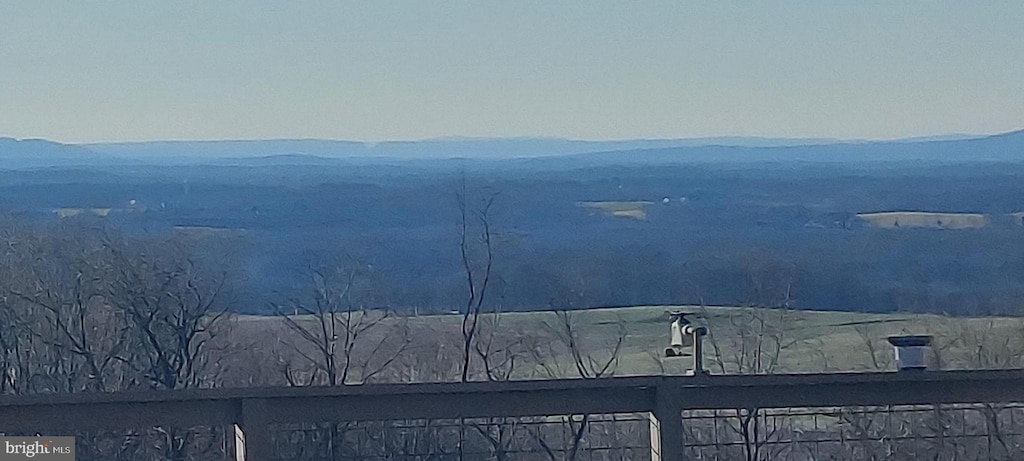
[3,130,1024,316]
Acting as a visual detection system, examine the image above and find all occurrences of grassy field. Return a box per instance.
[226,305,1024,382]
[52,207,113,218]
[857,211,990,229]
[172,225,248,236]
[578,201,655,219]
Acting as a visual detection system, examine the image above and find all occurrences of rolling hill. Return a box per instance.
[1,130,1019,169]
[224,305,1024,378]
[0,137,104,168]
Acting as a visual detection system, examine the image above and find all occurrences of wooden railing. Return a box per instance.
[3,370,1024,460]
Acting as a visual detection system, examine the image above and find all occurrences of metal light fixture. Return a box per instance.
[665,311,693,356]
[664,311,709,375]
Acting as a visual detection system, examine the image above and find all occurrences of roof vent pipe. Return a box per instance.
[887,335,933,371]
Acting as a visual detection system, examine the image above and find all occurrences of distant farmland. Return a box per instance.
[857,211,990,229]
[53,207,113,218]
[172,225,248,237]
[578,201,655,219]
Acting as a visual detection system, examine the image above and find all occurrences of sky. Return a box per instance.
[1,1,1022,143]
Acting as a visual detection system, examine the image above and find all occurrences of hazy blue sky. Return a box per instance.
[1,1,1022,143]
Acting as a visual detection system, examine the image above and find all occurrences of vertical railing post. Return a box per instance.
[229,423,246,461]
[651,378,685,461]
[236,398,274,461]
[649,410,662,461]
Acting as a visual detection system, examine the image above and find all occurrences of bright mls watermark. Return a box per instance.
[0,437,74,460]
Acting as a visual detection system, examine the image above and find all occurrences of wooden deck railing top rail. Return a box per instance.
[3,369,1024,460]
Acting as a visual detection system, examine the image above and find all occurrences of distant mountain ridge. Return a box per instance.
[0,137,104,167]
[84,136,841,160]
[543,129,1024,166]
[1,130,1022,168]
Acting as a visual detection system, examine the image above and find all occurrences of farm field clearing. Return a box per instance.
[225,305,1024,381]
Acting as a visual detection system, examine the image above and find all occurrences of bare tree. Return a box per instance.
[527,310,627,461]
[0,217,45,395]
[454,177,508,458]
[696,261,796,461]
[104,235,234,461]
[472,296,530,382]
[854,323,893,371]
[105,238,228,391]
[0,220,238,460]
[274,260,410,386]
[1,224,138,394]
[466,300,538,460]
[933,319,1024,458]
[455,175,498,383]
[12,257,131,393]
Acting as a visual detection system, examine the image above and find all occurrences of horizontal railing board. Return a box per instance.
[0,376,659,406]
[676,369,1024,409]
[254,387,656,423]
[0,399,241,433]
[2,370,1024,433]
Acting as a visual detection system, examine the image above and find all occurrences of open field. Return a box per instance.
[857,211,990,229]
[172,225,248,237]
[52,207,114,218]
[578,200,655,219]
[223,306,1024,383]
